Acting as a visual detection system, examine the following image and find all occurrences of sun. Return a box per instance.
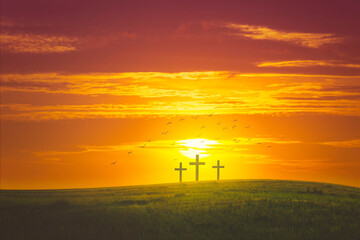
[177,138,219,159]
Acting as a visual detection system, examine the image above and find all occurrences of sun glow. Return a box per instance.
[177,139,219,159]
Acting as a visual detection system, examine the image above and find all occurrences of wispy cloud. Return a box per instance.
[278,95,360,101]
[2,72,359,96]
[258,60,360,68]
[33,137,300,157]
[0,19,15,27]
[0,72,226,97]
[0,102,225,120]
[320,139,360,148]
[0,33,80,53]
[34,145,128,157]
[1,72,360,120]
[224,24,343,48]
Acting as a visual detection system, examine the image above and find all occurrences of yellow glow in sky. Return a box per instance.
[177,139,219,159]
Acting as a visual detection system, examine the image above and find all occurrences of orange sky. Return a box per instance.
[1,0,360,189]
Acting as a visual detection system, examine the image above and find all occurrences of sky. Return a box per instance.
[1,0,360,189]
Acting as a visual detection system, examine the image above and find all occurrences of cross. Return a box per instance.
[189,154,205,181]
[212,160,224,180]
[175,162,187,182]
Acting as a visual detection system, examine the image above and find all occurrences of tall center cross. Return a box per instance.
[175,162,187,182]
[189,154,205,181]
[212,160,224,180]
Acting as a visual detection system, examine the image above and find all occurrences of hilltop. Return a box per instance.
[1,180,359,240]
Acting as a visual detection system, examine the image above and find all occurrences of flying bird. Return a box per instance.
[207,113,214,117]
[111,161,117,165]
[161,131,169,135]
[267,145,272,148]
[232,125,237,129]
[222,127,228,131]
[216,121,222,125]
[128,151,132,155]
[167,122,172,125]
[146,138,151,142]
[192,116,199,120]
[200,126,206,130]
[200,139,205,143]
[233,119,238,122]
[196,133,202,137]
[140,144,146,148]
[179,118,185,121]
[245,125,251,129]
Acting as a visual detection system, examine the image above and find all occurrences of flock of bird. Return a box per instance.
[111,113,271,165]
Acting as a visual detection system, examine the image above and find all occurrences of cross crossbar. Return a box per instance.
[212,160,224,180]
[189,154,205,181]
[175,162,187,182]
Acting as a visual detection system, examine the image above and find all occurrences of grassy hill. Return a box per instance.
[1,180,359,240]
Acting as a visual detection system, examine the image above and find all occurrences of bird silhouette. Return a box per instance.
[200,126,206,130]
[140,144,145,148]
[161,131,169,135]
[232,125,237,129]
[200,139,205,143]
[196,133,202,137]
[245,125,251,129]
[167,122,172,125]
[207,113,214,117]
[192,116,199,120]
[111,161,117,165]
[267,145,271,148]
[233,119,238,122]
[146,138,151,142]
[216,121,222,125]
[222,127,228,131]
[128,151,132,155]
[179,118,185,121]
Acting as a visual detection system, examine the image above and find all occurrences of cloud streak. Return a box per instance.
[224,24,343,48]
[0,72,211,98]
[0,33,80,53]
[320,139,360,148]
[258,60,360,68]
[1,72,360,120]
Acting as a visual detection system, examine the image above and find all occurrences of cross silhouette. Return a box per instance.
[189,154,205,181]
[175,162,187,182]
[212,160,224,180]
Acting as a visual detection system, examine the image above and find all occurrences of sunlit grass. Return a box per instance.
[1,180,359,240]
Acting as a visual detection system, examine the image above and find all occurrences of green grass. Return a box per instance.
[1,180,359,240]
